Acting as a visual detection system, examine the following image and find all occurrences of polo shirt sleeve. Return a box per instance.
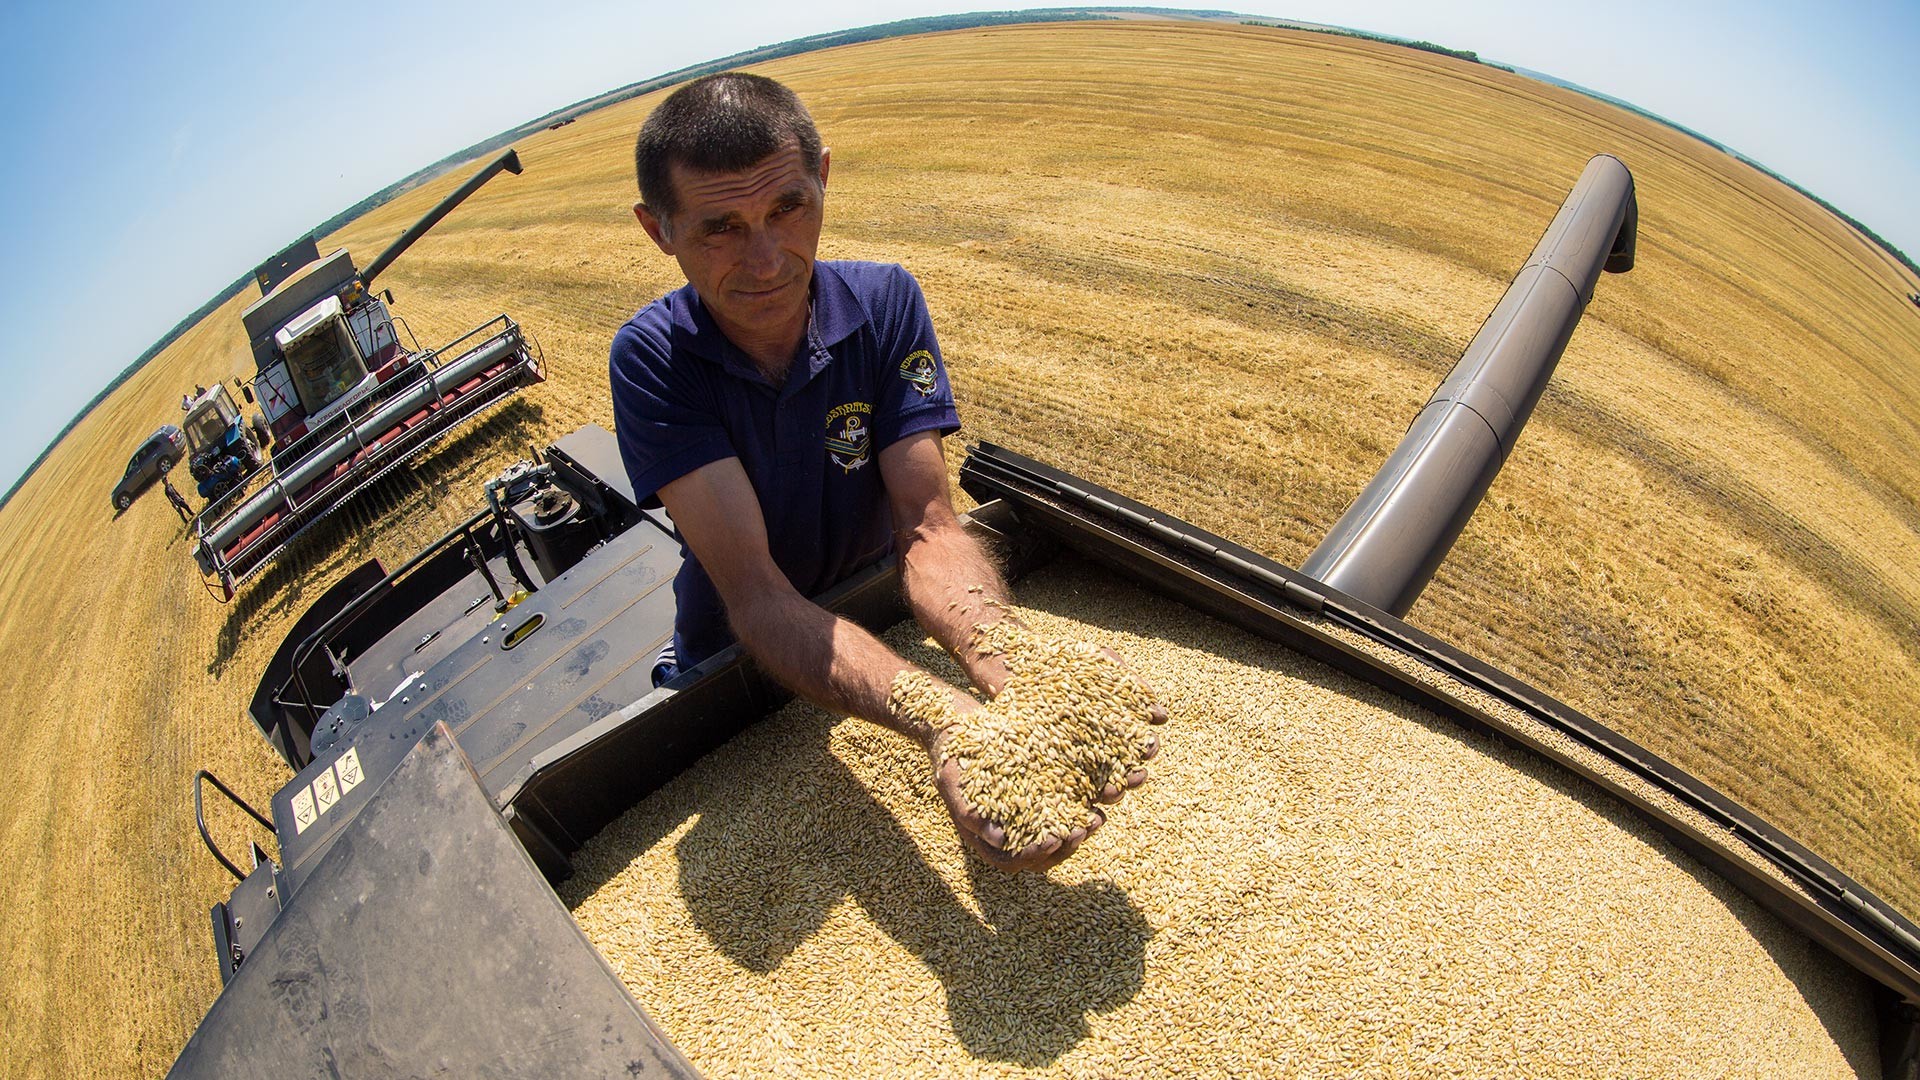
[870,265,961,452]
[609,311,736,503]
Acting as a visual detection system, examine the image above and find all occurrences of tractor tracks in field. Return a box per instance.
[1545,379,1920,659]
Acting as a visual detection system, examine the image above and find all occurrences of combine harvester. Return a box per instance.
[173,157,1920,1076]
[189,149,544,600]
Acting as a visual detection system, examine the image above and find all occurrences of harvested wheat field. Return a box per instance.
[0,18,1915,1078]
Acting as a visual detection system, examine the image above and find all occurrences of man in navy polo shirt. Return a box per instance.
[610,73,1159,872]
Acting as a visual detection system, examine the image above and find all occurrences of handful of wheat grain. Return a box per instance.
[890,620,1162,851]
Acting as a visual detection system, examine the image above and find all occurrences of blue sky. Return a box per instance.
[2,0,1915,494]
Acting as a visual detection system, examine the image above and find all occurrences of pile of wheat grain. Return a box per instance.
[563,558,1874,1078]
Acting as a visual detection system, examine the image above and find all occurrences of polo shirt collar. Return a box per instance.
[808,261,864,349]
[668,261,866,390]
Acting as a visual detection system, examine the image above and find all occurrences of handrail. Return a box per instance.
[194,770,274,882]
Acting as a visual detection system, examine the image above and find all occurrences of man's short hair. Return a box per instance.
[634,72,823,222]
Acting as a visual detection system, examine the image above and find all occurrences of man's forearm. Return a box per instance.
[727,586,948,746]
[896,512,1016,696]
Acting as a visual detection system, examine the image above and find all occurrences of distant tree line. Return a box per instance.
[1739,163,1918,278]
[1243,18,1916,280]
[1241,20,1514,71]
[1597,91,1918,277]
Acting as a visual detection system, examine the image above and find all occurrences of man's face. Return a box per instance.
[636,142,830,356]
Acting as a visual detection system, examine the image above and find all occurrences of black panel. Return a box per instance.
[252,235,321,295]
[271,516,683,893]
[209,850,282,985]
[169,725,695,1078]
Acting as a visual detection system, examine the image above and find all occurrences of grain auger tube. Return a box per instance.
[1301,154,1638,617]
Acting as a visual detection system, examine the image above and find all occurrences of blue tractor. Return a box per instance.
[182,383,268,505]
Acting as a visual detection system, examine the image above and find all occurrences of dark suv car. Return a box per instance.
[111,424,186,511]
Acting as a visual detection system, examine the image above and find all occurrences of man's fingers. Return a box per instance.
[968,829,1070,873]
[1021,832,1066,862]
[1058,815,1101,848]
[939,758,1044,860]
[936,759,990,830]
[951,802,1107,874]
[979,820,1007,850]
[958,828,1024,870]
[1010,831,1076,871]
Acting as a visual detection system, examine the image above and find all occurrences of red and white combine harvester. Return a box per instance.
[191,149,544,600]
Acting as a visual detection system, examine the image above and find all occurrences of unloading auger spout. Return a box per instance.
[359,150,524,289]
[1301,154,1638,616]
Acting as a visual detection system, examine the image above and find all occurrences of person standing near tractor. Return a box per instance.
[162,476,194,525]
[609,73,1165,872]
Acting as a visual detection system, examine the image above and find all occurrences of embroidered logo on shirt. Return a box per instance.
[899,350,938,397]
[825,401,873,473]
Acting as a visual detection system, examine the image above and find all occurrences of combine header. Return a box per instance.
[190,149,544,600]
[173,157,1920,1077]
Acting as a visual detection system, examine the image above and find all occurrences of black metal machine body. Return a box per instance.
[235,426,670,894]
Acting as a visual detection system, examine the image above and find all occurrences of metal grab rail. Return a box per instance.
[193,770,274,882]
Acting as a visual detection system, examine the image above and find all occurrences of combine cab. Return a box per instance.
[190,149,544,599]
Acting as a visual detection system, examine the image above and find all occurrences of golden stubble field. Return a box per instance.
[0,20,1915,1077]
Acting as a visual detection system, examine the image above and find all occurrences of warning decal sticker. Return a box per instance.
[336,748,363,796]
[313,767,341,816]
[292,786,317,834]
